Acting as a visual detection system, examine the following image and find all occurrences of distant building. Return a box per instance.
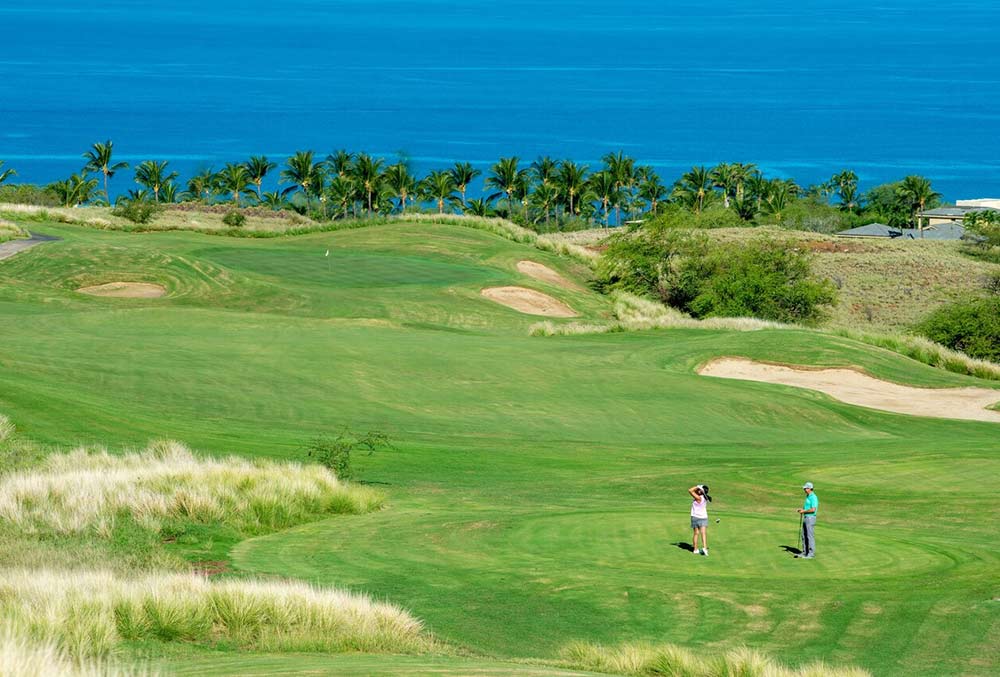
[837,220,973,241]
[956,198,1000,210]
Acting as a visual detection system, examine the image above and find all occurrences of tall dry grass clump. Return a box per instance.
[561,642,871,677]
[0,569,428,658]
[0,415,13,444]
[832,328,1000,381]
[0,441,383,537]
[0,218,28,243]
[530,293,787,337]
[0,631,144,676]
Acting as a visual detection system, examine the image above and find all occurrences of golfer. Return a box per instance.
[689,484,712,556]
[796,482,819,559]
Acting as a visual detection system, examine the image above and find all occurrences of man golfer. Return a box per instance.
[796,482,818,559]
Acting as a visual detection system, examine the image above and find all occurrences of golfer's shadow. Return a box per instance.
[671,542,696,552]
[779,545,803,555]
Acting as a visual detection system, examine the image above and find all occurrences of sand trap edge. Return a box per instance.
[77,282,167,298]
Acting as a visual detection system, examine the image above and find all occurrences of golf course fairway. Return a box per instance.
[0,220,996,676]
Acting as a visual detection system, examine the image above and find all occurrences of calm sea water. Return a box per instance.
[2,1,999,200]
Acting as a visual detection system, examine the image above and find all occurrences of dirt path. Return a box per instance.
[0,232,60,262]
[699,357,1000,423]
[481,286,578,317]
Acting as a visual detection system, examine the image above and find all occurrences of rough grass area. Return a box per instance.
[0,632,139,676]
[532,292,1000,381]
[0,219,28,243]
[561,642,871,677]
[0,441,383,537]
[0,569,429,658]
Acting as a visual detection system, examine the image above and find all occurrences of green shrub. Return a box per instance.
[0,183,60,207]
[222,210,247,228]
[598,226,836,325]
[111,198,161,225]
[690,239,837,324]
[916,296,1000,362]
[306,428,393,481]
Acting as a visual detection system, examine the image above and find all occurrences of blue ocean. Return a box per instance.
[2,1,999,201]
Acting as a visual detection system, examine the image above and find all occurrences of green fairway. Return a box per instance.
[0,220,997,675]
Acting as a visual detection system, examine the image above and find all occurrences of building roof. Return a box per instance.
[837,223,903,238]
[917,220,968,240]
[918,205,1000,218]
[837,221,972,241]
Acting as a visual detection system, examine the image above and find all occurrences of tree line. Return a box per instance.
[0,143,948,231]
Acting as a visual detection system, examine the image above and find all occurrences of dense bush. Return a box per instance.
[917,297,1000,362]
[644,204,747,230]
[0,184,60,207]
[598,225,836,324]
[111,198,161,224]
[222,210,246,227]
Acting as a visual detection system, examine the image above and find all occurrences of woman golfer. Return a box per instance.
[689,484,712,556]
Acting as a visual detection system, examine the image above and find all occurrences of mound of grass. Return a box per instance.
[0,441,383,537]
[0,569,429,658]
[562,641,871,677]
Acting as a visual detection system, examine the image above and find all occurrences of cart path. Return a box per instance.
[0,232,60,261]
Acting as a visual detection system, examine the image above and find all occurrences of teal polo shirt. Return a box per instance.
[802,492,819,517]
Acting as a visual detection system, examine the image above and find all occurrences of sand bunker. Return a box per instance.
[516,260,581,290]
[699,357,1000,423]
[481,286,578,317]
[77,282,167,298]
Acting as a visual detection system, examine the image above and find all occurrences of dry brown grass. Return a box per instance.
[0,202,316,235]
[704,228,999,333]
[0,219,28,243]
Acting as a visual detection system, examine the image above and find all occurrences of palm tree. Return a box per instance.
[555,160,589,217]
[674,165,713,215]
[325,176,356,219]
[82,140,128,205]
[186,168,217,203]
[731,163,757,202]
[710,163,740,209]
[245,156,275,201]
[485,157,526,214]
[384,163,417,214]
[746,170,770,212]
[588,170,619,228]
[160,180,179,204]
[325,149,354,179]
[351,153,385,215]
[280,150,322,209]
[832,170,859,212]
[49,173,99,207]
[602,151,636,225]
[0,161,16,186]
[133,160,178,203]
[764,182,793,223]
[216,163,253,206]
[422,170,457,214]
[530,183,559,228]
[449,161,481,210]
[897,175,942,234]
[464,198,493,217]
[260,191,289,211]
[530,156,559,189]
[638,171,667,215]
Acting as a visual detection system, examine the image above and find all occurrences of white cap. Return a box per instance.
[802,482,814,489]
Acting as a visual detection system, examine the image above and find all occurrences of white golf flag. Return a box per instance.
[325,250,330,257]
